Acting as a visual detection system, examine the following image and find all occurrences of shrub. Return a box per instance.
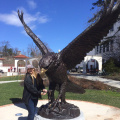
[103,58,120,74]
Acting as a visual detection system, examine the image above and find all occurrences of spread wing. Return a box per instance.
[18,10,49,55]
[59,0,120,70]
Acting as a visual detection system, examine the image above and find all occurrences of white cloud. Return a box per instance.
[0,11,22,27]
[0,9,49,27]
[38,15,49,23]
[27,0,37,9]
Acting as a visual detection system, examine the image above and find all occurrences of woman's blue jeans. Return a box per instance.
[25,98,38,120]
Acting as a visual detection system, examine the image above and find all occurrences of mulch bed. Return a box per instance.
[68,75,120,92]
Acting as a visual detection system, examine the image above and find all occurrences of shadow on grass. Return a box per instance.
[10,98,26,110]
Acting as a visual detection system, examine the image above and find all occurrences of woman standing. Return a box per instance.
[22,64,47,120]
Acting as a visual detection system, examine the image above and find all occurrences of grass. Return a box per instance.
[0,82,23,105]
[0,82,120,108]
[0,75,25,81]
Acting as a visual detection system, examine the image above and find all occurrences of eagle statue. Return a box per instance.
[18,0,120,119]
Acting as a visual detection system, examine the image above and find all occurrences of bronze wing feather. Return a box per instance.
[18,10,49,55]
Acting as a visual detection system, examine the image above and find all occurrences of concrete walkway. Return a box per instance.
[0,100,120,120]
[0,80,23,84]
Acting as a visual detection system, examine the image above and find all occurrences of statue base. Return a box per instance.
[35,102,85,120]
[34,111,84,120]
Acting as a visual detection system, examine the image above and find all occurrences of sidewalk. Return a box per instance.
[0,100,120,120]
[70,73,120,88]
[0,80,23,84]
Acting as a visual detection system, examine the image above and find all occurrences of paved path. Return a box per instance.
[0,100,120,120]
[70,73,120,88]
[0,80,23,84]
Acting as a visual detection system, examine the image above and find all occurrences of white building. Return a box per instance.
[94,21,120,63]
[0,51,40,76]
[76,49,102,74]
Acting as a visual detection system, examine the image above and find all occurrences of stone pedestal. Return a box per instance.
[34,111,85,120]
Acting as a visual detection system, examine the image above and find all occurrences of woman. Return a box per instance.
[22,64,47,120]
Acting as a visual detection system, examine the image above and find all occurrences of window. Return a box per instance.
[99,45,101,53]
[97,46,98,53]
[103,44,105,53]
[110,41,113,51]
[106,43,109,52]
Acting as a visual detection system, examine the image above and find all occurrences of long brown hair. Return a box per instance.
[31,69,43,85]
[31,68,37,84]
[36,73,43,85]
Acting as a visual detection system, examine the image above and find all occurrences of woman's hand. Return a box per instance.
[41,89,47,95]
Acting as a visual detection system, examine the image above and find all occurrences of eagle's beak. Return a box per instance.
[40,68,47,74]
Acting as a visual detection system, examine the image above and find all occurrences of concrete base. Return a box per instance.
[34,111,85,120]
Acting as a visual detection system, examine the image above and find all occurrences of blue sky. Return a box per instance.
[0,0,97,55]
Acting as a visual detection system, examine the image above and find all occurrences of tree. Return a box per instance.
[0,40,19,56]
[103,57,120,73]
[27,43,42,57]
[1,41,10,56]
[7,48,13,56]
[89,0,118,23]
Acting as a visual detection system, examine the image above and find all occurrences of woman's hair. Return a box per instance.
[31,68,37,84]
[36,73,43,85]
[25,68,43,86]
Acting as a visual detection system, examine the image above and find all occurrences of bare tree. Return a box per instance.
[27,43,42,57]
[0,40,19,56]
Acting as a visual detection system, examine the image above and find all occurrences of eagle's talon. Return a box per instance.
[48,100,61,112]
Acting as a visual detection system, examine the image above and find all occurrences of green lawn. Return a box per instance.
[0,75,25,81]
[0,82,120,108]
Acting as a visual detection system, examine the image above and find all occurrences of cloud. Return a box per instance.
[38,15,49,23]
[0,11,22,27]
[27,0,37,9]
[0,9,49,27]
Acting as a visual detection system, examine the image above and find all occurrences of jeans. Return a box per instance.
[25,98,38,120]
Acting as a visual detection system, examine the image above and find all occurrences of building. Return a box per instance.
[0,51,40,76]
[76,49,102,74]
[94,20,120,63]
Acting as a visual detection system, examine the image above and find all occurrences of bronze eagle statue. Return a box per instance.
[18,0,120,112]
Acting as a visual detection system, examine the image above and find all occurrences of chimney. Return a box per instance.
[17,51,21,55]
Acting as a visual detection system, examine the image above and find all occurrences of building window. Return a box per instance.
[106,43,109,52]
[103,44,105,53]
[110,40,113,51]
[97,46,98,53]
[99,45,101,53]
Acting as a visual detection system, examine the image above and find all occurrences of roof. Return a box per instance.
[14,54,28,58]
[0,58,5,60]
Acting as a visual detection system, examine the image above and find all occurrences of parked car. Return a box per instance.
[70,67,77,72]
[0,70,4,74]
[70,67,83,73]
